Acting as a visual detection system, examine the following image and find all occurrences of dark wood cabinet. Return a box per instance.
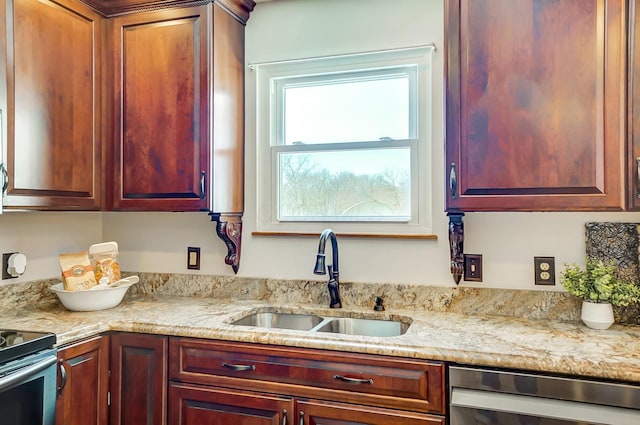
[56,336,109,425]
[110,332,168,425]
[0,0,103,210]
[445,0,626,212]
[168,383,292,425]
[107,6,209,212]
[297,399,445,425]
[629,0,640,210]
[169,338,446,424]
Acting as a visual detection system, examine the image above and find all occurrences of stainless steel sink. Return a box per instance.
[230,312,324,331]
[230,311,411,337]
[314,317,410,337]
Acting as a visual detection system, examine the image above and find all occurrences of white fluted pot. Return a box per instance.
[581,301,614,330]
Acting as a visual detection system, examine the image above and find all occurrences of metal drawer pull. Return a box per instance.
[221,362,255,371]
[281,409,287,425]
[333,374,373,385]
[298,411,304,425]
[199,171,206,200]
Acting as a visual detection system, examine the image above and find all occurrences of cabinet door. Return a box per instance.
[297,399,445,425]
[110,333,168,425]
[168,383,292,425]
[629,0,640,210]
[56,336,109,425]
[1,0,103,210]
[108,6,209,211]
[445,0,626,211]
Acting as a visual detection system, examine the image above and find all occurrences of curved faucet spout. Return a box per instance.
[313,229,342,308]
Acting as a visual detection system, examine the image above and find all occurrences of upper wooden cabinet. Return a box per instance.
[0,0,103,210]
[107,5,210,212]
[445,0,626,212]
[629,0,640,210]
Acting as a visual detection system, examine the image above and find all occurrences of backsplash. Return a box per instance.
[0,272,582,322]
[585,222,640,324]
[2,221,638,325]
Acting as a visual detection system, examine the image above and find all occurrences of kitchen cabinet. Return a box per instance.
[445,0,626,212]
[169,338,446,424]
[107,5,209,212]
[629,0,640,210]
[56,335,109,425]
[110,332,168,425]
[106,0,250,272]
[0,0,104,210]
[169,384,293,425]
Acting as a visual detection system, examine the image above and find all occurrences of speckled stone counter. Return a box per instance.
[1,292,639,384]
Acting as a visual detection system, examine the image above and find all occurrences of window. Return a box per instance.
[254,46,434,235]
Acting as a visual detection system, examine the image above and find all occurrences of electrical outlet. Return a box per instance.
[2,252,18,280]
[464,254,483,282]
[534,256,555,285]
[187,247,201,270]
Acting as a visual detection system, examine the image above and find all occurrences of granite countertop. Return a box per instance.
[2,293,640,384]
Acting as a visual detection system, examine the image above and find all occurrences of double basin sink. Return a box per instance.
[230,311,410,337]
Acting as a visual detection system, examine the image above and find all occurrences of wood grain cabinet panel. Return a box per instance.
[445,0,626,211]
[169,338,446,424]
[168,383,292,425]
[110,332,168,425]
[1,0,103,209]
[107,6,209,211]
[55,336,109,425]
[629,0,640,210]
[297,399,445,425]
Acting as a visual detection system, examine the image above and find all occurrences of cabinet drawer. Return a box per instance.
[169,338,445,414]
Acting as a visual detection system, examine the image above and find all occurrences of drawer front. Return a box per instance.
[169,338,445,414]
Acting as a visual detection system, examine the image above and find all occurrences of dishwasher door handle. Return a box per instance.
[451,388,640,425]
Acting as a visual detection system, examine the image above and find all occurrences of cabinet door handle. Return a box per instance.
[333,374,373,385]
[57,359,67,399]
[200,171,206,201]
[281,409,287,425]
[221,362,255,371]
[636,157,640,199]
[449,163,457,199]
[0,163,7,194]
[298,411,304,425]
[0,109,6,194]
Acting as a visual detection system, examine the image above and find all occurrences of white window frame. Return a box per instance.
[253,45,435,235]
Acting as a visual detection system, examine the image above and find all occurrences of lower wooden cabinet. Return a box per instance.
[298,399,445,425]
[56,336,109,425]
[55,333,446,425]
[168,338,446,425]
[169,383,292,425]
[110,332,168,425]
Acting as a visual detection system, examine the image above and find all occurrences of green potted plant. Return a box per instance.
[560,258,640,329]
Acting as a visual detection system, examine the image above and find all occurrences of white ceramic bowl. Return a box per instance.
[50,281,134,311]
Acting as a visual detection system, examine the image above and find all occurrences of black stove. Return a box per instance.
[0,329,56,365]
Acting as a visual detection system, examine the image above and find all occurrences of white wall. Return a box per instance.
[0,212,103,285]
[2,0,640,290]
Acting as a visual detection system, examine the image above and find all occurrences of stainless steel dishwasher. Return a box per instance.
[449,365,640,424]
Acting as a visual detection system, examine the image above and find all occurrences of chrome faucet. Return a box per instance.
[313,228,342,308]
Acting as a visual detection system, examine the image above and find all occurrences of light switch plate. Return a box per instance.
[534,256,555,285]
[464,254,483,282]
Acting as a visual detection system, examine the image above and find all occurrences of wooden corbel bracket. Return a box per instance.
[447,212,465,285]
[210,212,243,274]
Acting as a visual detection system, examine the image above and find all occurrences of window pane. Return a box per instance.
[284,76,409,145]
[278,148,411,221]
